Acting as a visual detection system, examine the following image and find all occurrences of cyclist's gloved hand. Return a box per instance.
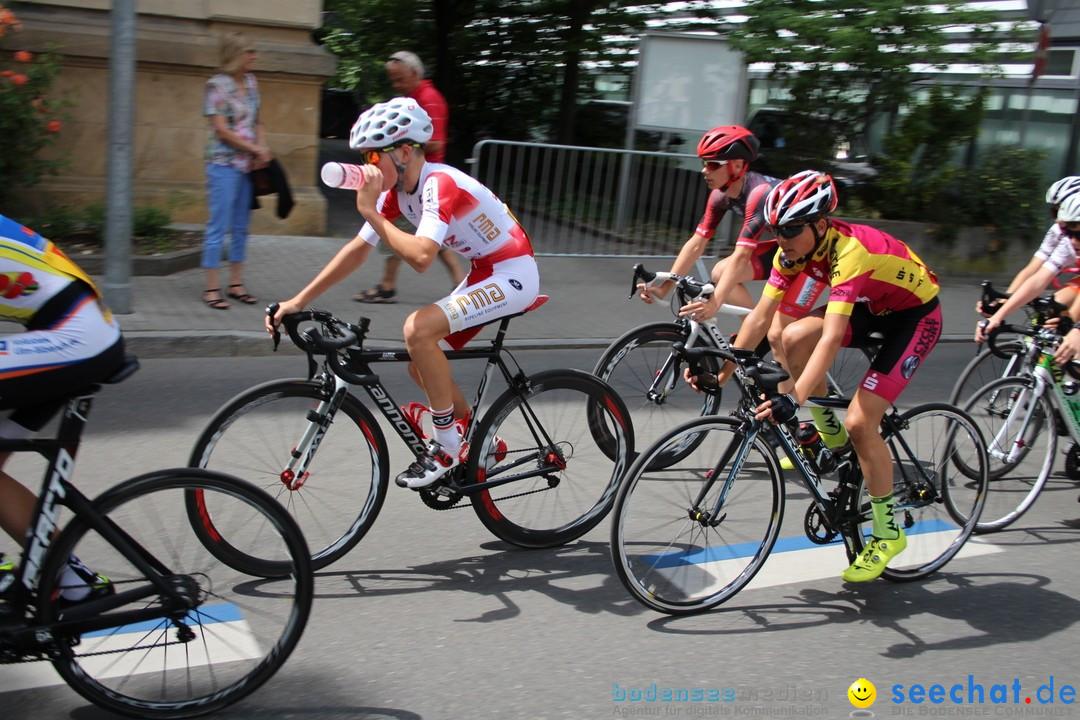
[683,366,720,394]
[761,392,799,425]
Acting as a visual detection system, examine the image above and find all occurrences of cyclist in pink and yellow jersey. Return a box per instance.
[701,170,941,583]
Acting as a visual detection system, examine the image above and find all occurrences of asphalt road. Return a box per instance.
[3,347,1080,719]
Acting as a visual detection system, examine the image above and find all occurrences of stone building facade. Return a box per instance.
[13,0,335,235]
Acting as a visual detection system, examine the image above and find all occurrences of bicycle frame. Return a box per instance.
[695,389,937,556]
[0,394,195,658]
[280,314,562,496]
[987,353,1080,466]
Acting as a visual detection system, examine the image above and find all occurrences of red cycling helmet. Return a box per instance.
[696,125,760,162]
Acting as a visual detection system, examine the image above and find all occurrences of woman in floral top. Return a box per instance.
[201,31,272,309]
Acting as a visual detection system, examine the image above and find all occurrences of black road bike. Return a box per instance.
[0,356,313,718]
[189,298,634,572]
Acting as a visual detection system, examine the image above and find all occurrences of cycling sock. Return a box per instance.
[810,406,848,446]
[430,405,460,454]
[870,492,900,540]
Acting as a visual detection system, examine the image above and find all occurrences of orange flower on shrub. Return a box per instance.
[13,49,30,62]
[0,69,10,77]
[10,73,27,86]
[46,119,60,132]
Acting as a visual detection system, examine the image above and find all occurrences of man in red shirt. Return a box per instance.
[355,51,465,302]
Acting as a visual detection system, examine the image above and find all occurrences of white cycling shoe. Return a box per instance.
[396,440,461,489]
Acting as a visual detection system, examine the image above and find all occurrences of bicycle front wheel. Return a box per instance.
[949,341,1025,406]
[592,322,721,469]
[189,379,390,573]
[39,469,313,719]
[850,404,988,581]
[611,417,785,614]
[961,376,1055,532]
[467,369,633,548]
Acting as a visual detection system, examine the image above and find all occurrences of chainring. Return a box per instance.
[804,502,838,545]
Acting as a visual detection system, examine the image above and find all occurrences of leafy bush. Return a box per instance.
[964,145,1048,248]
[24,202,176,248]
[132,204,172,240]
[0,4,66,213]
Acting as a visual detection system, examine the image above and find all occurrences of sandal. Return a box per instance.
[227,284,259,304]
[203,289,229,310]
[353,284,397,303]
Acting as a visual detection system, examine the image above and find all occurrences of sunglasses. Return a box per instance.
[358,149,385,165]
[701,159,730,172]
[358,142,422,165]
[1063,223,1080,239]
[773,223,808,239]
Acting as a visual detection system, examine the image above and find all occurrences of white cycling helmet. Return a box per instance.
[1046,176,1080,206]
[764,170,839,228]
[349,97,433,150]
[1058,191,1080,223]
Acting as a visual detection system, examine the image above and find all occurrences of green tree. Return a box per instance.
[319,1,719,159]
[870,86,986,224]
[731,0,1015,165]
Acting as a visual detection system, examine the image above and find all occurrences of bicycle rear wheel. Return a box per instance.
[849,404,987,581]
[611,417,784,614]
[592,322,720,469]
[467,369,633,548]
[960,376,1054,532]
[189,379,390,573]
[39,469,312,719]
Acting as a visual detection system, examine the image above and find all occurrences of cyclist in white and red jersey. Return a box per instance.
[266,98,539,489]
[697,170,942,583]
[0,214,124,604]
[975,178,1080,339]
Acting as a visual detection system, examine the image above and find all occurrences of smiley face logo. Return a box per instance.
[848,678,876,708]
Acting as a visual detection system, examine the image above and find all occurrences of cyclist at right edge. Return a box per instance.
[698,170,942,582]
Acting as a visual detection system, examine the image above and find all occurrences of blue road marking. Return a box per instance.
[82,603,242,638]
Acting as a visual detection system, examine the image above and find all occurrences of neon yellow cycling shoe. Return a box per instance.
[841,530,906,582]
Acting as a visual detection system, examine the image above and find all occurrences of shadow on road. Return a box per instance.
[643,571,1080,658]
[305,540,647,620]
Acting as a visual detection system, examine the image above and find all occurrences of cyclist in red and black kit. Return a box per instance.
[639,125,843,452]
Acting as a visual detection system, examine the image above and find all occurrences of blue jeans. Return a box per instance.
[203,163,252,268]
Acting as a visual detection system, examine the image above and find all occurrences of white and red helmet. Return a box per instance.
[349,97,433,150]
[764,170,839,228]
[1046,176,1080,206]
[1058,191,1080,224]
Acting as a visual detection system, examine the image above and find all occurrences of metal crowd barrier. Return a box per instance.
[467,139,722,257]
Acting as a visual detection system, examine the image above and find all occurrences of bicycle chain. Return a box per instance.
[421,445,561,510]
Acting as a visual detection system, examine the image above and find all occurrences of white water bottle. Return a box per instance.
[320,161,366,190]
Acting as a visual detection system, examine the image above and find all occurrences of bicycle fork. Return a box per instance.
[280,376,352,491]
[987,372,1049,465]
